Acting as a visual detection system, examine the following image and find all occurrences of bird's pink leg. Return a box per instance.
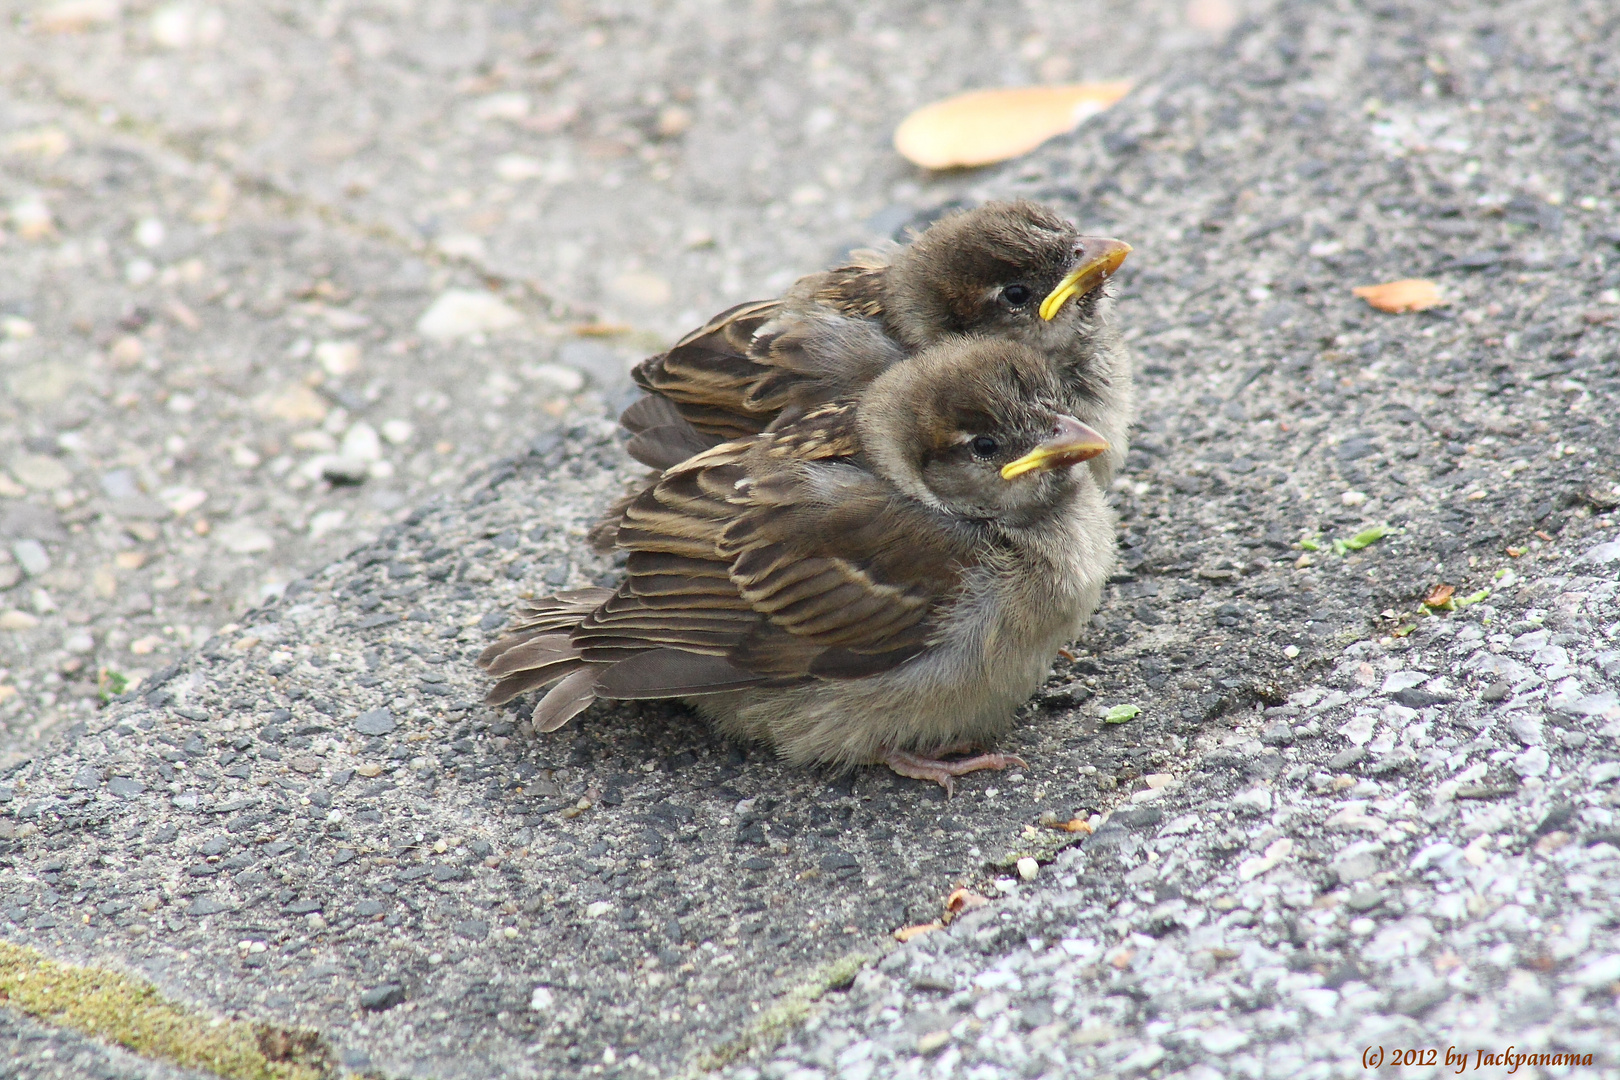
[880,746,1028,797]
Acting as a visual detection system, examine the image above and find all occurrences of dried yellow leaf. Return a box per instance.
[894,82,1133,170]
[893,921,944,942]
[1351,278,1443,313]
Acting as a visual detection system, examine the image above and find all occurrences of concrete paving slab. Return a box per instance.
[0,86,612,756]
[3,0,1226,334]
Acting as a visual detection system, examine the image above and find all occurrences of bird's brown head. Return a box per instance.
[883,200,1131,353]
[857,338,1109,524]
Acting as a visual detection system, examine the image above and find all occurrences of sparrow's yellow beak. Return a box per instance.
[1000,415,1110,479]
[1038,237,1133,321]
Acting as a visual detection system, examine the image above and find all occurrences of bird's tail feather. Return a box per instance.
[485,653,591,707]
[481,632,578,678]
[534,667,598,732]
[477,590,615,668]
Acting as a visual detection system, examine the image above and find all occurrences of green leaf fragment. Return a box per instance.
[1341,523,1392,551]
[1454,588,1490,607]
[1299,537,1321,552]
[1104,704,1140,724]
[98,670,129,704]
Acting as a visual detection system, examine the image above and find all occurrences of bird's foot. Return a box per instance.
[880,747,1028,797]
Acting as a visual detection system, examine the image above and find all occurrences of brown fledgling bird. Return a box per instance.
[592,200,1132,548]
[482,337,1117,792]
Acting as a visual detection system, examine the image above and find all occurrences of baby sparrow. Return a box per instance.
[483,337,1117,793]
[594,200,1132,547]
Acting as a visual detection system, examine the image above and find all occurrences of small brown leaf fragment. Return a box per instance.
[1523,950,1557,972]
[1352,278,1444,313]
[944,888,990,918]
[165,299,201,331]
[894,82,1133,170]
[894,921,944,942]
[1422,584,1455,608]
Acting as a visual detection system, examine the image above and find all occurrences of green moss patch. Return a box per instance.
[0,941,334,1080]
[695,950,874,1072]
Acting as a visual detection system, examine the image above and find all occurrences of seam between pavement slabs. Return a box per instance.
[686,814,1160,1072]
[691,950,875,1074]
[13,63,591,327]
[0,939,348,1080]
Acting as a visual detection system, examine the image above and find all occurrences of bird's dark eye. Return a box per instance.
[970,435,999,458]
[1001,284,1033,306]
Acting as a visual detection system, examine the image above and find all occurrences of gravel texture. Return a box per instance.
[1,1006,213,1080]
[728,557,1620,1080]
[4,0,1620,1077]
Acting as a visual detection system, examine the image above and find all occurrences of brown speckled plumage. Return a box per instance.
[592,201,1134,551]
[482,339,1118,790]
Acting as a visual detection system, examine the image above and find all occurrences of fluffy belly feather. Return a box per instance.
[695,500,1114,767]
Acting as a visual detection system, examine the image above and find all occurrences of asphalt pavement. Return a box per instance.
[4,1,1620,1078]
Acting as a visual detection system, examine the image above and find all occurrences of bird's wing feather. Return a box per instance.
[574,402,980,692]
[630,300,785,441]
[625,423,716,471]
[618,393,686,435]
[627,273,903,450]
[593,649,772,698]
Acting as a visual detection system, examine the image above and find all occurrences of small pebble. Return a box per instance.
[0,610,40,631]
[212,523,274,555]
[134,216,166,249]
[12,540,52,576]
[608,271,673,307]
[340,422,382,463]
[320,457,371,485]
[381,419,415,445]
[315,340,361,377]
[416,289,523,339]
[354,709,396,736]
[10,454,73,491]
